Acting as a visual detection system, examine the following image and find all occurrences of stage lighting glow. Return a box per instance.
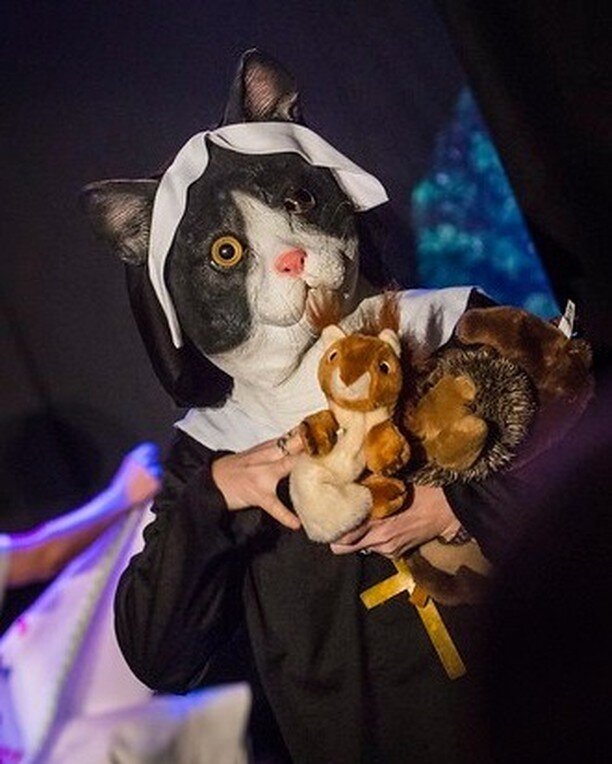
[412,88,558,318]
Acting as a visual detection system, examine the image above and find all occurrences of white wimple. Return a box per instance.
[148,122,389,347]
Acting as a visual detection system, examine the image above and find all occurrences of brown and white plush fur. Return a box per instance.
[289,325,410,542]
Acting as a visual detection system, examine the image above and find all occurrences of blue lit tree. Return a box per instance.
[411,88,558,318]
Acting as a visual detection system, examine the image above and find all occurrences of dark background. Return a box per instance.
[2,3,611,753]
[1,0,466,527]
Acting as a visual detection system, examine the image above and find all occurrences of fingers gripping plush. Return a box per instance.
[212,433,303,530]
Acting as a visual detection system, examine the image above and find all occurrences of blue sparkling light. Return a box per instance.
[411,88,558,318]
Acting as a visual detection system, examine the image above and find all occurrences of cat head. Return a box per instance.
[318,325,403,413]
[82,50,387,403]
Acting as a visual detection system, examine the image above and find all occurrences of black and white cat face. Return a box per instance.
[167,143,358,356]
[82,50,361,382]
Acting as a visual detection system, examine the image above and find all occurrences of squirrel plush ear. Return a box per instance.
[321,324,346,350]
[378,328,401,357]
[81,179,158,265]
[221,49,304,125]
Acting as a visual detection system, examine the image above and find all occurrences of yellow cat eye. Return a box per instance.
[211,236,244,268]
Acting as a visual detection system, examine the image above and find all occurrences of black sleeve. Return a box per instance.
[443,468,533,563]
[114,430,256,694]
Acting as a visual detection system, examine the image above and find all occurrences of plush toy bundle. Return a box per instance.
[289,298,594,604]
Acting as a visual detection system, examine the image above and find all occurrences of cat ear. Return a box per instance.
[378,328,401,357]
[81,179,159,265]
[221,48,304,125]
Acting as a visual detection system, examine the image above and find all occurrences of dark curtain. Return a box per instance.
[437,5,612,759]
[437,1,612,360]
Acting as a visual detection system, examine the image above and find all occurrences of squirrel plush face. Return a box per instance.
[318,326,403,413]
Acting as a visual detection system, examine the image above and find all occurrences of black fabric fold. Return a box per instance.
[124,262,233,408]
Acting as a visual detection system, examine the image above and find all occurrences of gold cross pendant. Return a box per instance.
[360,557,467,680]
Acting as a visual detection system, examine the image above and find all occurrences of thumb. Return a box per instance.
[261,495,301,530]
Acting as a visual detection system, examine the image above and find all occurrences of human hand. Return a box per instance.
[211,431,303,530]
[110,442,163,507]
[329,484,461,558]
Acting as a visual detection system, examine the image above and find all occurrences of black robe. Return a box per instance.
[114,287,562,763]
[114,422,543,763]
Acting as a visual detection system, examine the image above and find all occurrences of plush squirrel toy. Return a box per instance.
[289,324,411,542]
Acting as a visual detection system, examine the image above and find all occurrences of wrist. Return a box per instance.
[438,524,472,545]
[423,485,465,542]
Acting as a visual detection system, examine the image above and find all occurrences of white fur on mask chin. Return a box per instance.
[232,191,357,328]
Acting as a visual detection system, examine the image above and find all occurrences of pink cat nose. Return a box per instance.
[274,248,307,276]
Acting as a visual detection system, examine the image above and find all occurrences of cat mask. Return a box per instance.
[82,50,389,405]
[149,122,388,348]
